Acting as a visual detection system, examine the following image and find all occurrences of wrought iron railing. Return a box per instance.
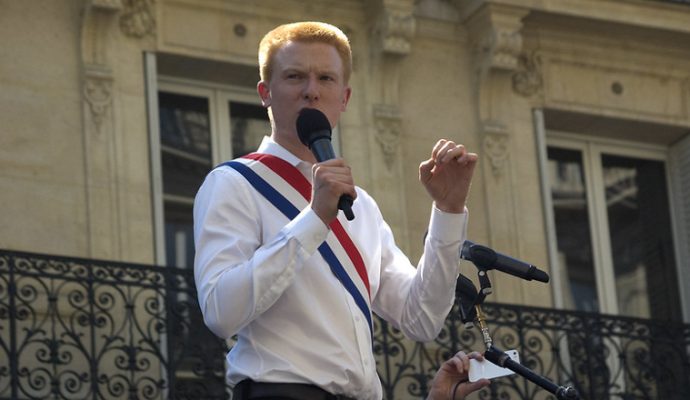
[1,250,689,399]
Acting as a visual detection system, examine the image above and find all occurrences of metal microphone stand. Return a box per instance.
[456,269,580,400]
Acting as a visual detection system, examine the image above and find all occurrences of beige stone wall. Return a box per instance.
[1,1,88,256]
[2,0,690,309]
[0,0,158,263]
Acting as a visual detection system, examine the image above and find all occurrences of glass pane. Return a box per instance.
[159,92,211,158]
[602,154,681,321]
[158,91,212,269]
[161,150,211,198]
[229,101,270,158]
[164,201,194,269]
[548,147,599,312]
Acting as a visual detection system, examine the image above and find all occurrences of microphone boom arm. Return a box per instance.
[455,242,580,400]
[484,346,580,400]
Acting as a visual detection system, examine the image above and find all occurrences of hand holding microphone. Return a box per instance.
[297,108,356,222]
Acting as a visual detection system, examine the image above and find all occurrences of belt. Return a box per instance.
[232,380,357,400]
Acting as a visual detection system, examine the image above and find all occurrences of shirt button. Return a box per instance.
[354,315,361,322]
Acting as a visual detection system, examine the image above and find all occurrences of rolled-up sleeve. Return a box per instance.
[373,205,468,342]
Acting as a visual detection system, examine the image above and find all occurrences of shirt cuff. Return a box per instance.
[428,205,468,245]
[283,206,330,255]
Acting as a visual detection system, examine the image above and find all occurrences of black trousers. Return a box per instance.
[232,380,357,400]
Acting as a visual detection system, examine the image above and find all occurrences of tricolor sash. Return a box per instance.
[220,153,373,333]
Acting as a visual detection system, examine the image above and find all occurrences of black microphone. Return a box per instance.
[296,108,355,221]
[460,240,550,283]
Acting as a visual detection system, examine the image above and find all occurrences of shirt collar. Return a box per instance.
[256,136,313,179]
[256,136,303,166]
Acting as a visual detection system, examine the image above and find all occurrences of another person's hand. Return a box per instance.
[427,351,490,400]
[419,140,478,213]
[310,158,356,224]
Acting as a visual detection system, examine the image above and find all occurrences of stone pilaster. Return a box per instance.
[370,0,416,165]
[366,0,416,252]
[464,2,529,277]
[80,0,122,259]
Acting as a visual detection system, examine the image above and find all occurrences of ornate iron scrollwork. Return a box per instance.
[1,251,689,399]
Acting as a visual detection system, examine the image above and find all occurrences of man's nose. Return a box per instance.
[303,76,319,101]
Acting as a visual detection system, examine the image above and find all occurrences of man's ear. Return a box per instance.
[257,81,271,108]
[340,86,352,112]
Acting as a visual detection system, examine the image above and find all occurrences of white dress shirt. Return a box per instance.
[193,136,468,400]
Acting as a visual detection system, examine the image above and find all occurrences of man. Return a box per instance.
[194,21,478,400]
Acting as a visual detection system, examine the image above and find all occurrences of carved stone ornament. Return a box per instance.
[376,8,416,56]
[512,51,542,97]
[84,73,113,132]
[468,4,529,73]
[120,0,156,38]
[476,24,522,71]
[481,120,510,177]
[374,104,403,169]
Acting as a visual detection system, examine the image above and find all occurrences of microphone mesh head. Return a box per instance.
[296,108,332,147]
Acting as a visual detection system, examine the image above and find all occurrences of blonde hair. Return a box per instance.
[258,21,352,84]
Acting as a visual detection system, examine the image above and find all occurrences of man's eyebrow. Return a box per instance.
[278,66,341,78]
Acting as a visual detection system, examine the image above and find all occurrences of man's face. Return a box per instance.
[258,41,351,146]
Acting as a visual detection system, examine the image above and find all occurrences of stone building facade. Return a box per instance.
[2,0,690,324]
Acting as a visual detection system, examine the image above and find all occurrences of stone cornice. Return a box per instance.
[458,0,690,35]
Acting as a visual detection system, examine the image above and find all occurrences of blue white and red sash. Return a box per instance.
[220,153,373,333]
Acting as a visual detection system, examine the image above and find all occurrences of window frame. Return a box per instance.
[543,128,681,318]
[150,74,265,266]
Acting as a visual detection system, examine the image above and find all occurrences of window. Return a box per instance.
[146,75,271,397]
[158,90,212,269]
[155,80,270,269]
[546,134,682,321]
